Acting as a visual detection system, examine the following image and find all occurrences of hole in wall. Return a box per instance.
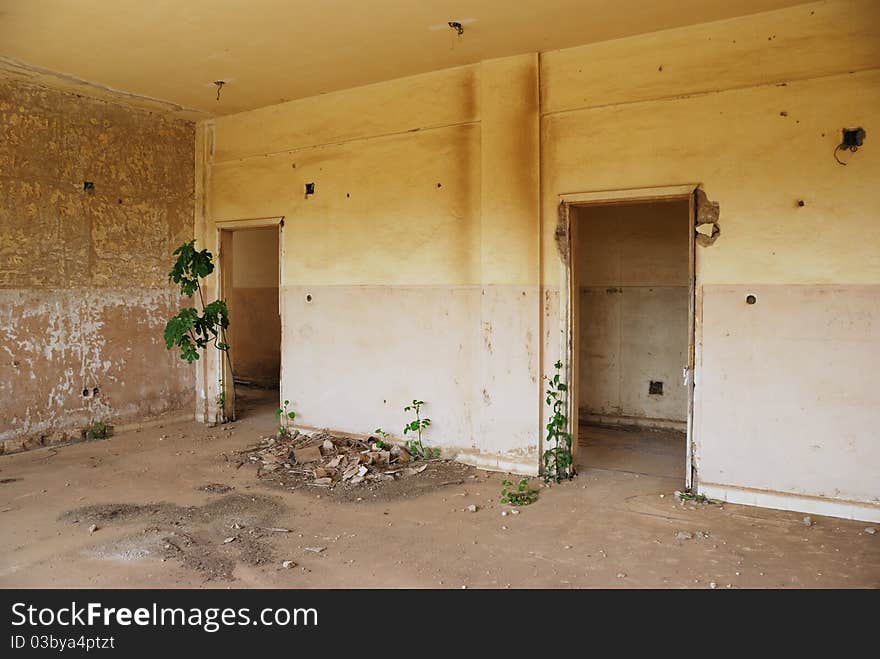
[82,388,90,397]
[649,381,664,396]
[83,181,95,194]
[746,294,757,305]
[304,182,315,196]
[306,294,312,302]
[93,387,99,396]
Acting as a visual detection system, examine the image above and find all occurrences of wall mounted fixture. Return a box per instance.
[834,127,866,165]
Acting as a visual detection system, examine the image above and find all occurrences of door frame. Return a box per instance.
[214,216,285,422]
[557,184,699,489]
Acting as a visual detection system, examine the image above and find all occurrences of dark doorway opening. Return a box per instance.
[571,199,691,481]
[220,226,281,419]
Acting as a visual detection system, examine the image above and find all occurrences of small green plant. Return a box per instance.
[403,400,438,460]
[275,400,296,438]
[85,420,108,440]
[542,360,574,483]
[675,491,716,504]
[164,241,230,364]
[501,478,538,506]
[373,428,390,449]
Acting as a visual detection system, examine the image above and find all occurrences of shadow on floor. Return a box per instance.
[232,382,278,420]
[578,424,685,482]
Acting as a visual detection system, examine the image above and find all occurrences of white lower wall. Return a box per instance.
[696,284,880,520]
[279,284,541,471]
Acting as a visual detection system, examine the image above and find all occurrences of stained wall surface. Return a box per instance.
[539,0,880,519]
[0,78,195,453]
[196,0,879,518]
[574,201,689,428]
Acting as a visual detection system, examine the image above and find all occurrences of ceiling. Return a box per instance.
[0,0,809,117]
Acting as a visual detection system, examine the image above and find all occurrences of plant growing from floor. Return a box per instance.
[163,240,231,422]
[500,478,538,506]
[676,491,716,505]
[542,360,573,483]
[275,400,297,438]
[403,399,438,460]
[164,241,229,362]
[85,419,108,440]
[373,428,390,449]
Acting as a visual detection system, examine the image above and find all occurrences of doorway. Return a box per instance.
[564,191,695,485]
[218,224,281,419]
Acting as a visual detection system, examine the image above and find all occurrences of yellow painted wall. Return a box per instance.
[540,0,880,287]
[199,0,880,517]
[210,65,481,287]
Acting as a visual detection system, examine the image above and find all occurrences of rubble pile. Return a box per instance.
[243,430,430,488]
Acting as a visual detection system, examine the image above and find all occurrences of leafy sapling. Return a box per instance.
[403,399,439,460]
[164,241,230,363]
[163,240,232,423]
[500,478,538,506]
[542,360,574,483]
[275,400,297,438]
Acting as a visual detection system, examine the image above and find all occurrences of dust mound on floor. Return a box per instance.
[241,430,476,502]
[61,494,285,581]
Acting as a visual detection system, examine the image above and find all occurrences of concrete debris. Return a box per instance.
[675,531,693,541]
[304,546,326,554]
[281,560,296,569]
[803,516,813,527]
[292,445,322,464]
[88,524,98,534]
[242,429,440,489]
[466,504,478,513]
[865,527,876,535]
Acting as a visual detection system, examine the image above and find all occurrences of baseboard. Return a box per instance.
[699,482,880,523]
[455,451,539,476]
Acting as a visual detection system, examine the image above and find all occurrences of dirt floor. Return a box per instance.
[1,394,877,588]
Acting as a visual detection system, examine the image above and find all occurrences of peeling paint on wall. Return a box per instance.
[0,77,195,453]
[694,188,721,247]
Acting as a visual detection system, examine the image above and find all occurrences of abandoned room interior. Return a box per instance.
[0,0,877,589]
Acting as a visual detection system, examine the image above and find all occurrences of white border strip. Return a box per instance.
[700,483,880,523]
